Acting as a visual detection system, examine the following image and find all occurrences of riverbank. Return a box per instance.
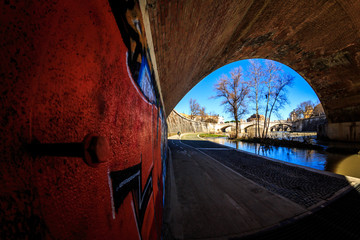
[198,133,227,138]
[225,133,360,154]
[199,133,360,178]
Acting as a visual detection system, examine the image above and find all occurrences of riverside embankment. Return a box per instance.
[203,135,360,179]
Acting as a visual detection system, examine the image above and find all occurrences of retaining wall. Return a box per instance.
[167,110,214,134]
[292,116,327,132]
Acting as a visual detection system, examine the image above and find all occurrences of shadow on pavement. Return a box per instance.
[165,139,360,240]
[234,185,360,240]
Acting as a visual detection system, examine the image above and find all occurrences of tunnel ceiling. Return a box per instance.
[145,0,360,123]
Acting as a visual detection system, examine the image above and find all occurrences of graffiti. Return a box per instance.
[108,0,151,83]
[0,0,167,238]
[107,0,168,238]
[108,0,160,104]
[138,55,156,104]
[110,161,153,233]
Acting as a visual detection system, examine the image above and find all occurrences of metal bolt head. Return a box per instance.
[83,134,110,167]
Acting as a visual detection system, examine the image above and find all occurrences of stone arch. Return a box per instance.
[244,124,265,134]
[271,124,293,132]
[148,1,360,129]
[244,125,255,133]
[220,125,232,132]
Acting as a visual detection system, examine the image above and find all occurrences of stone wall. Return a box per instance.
[292,116,327,132]
[318,122,360,142]
[167,110,214,134]
[292,117,360,142]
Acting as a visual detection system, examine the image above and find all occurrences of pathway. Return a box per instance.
[163,133,360,239]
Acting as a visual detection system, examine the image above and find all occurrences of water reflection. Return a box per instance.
[206,137,360,178]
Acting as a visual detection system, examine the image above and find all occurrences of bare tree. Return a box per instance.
[248,60,264,137]
[264,74,294,137]
[261,60,281,138]
[294,100,317,119]
[213,67,249,138]
[189,98,200,120]
[210,112,219,123]
[199,106,206,121]
[204,111,219,123]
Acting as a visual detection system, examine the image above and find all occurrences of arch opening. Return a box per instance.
[151,0,360,143]
[172,58,327,139]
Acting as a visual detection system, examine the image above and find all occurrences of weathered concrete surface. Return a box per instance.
[145,0,360,126]
[320,121,360,142]
[167,109,213,134]
[292,116,327,132]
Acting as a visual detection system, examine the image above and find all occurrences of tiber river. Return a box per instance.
[204,133,360,179]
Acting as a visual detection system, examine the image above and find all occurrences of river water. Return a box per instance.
[205,137,360,179]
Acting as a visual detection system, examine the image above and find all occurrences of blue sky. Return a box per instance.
[174,59,320,121]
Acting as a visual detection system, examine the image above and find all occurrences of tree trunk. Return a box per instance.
[265,94,279,138]
[262,90,271,138]
[265,112,272,138]
[235,116,238,139]
[256,116,258,137]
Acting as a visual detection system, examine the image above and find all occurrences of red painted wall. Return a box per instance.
[0,0,166,239]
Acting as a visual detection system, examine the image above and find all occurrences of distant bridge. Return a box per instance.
[216,121,293,133]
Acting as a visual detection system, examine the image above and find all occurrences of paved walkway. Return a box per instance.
[163,133,360,239]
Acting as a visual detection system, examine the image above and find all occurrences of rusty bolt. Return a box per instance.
[28,134,110,167]
[83,134,110,167]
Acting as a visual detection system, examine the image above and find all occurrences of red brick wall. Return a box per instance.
[0,0,166,239]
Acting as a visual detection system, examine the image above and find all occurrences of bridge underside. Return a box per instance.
[145,0,360,124]
[1,1,360,238]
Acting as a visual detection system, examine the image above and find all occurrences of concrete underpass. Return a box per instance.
[1,0,360,239]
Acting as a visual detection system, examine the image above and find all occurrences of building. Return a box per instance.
[289,110,298,121]
[217,116,224,124]
[303,105,314,118]
[247,114,265,122]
